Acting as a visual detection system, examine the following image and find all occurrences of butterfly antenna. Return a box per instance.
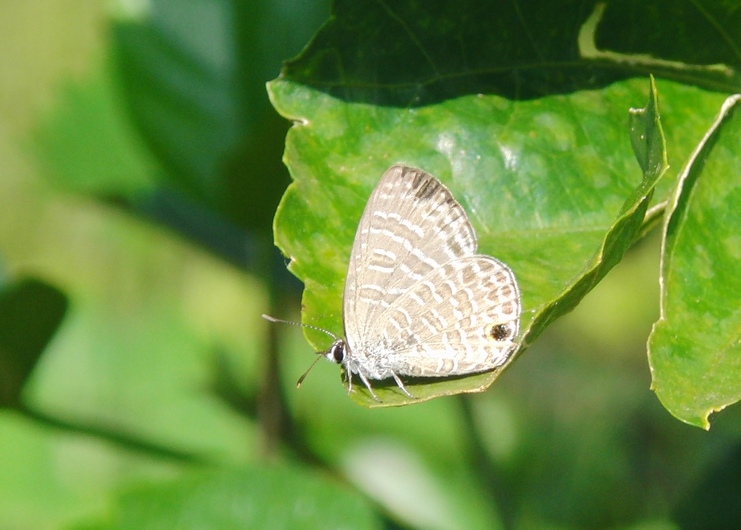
[296,355,323,388]
[261,314,338,340]
[262,314,339,389]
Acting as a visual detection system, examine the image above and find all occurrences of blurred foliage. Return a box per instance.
[0,1,739,529]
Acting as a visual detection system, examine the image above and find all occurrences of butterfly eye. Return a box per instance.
[331,341,346,363]
[489,323,511,341]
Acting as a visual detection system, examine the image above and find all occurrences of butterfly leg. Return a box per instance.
[391,371,415,399]
[355,370,381,401]
[343,368,354,395]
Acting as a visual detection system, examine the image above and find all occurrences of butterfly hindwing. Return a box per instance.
[370,255,521,378]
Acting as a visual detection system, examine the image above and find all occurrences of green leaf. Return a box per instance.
[0,278,68,407]
[267,0,733,407]
[648,94,741,429]
[77,466,382,530]
[268,77,665,407]
[501,76,667,390]
[629,77,668,178]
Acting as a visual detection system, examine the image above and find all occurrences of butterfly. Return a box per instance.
[266,165,520,401]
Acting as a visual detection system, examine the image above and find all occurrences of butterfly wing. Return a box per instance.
[343,166,477,353]
[372,255,521,378]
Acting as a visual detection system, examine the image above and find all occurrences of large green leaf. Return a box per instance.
[648,95,741,429]
[268,72,664,407]
[267,0,735,407]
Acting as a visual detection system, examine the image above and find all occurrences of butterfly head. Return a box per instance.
[295,338,349,389]
[261,314,345,388]
[324,338,347,365]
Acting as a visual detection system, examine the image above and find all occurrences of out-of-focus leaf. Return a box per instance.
[111,0,330,233]
[0,278,67,407]
[673,442,741,527]
[33,65,157,196]
[76,466,382,530]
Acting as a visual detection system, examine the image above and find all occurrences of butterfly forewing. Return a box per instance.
[344,166,477,352]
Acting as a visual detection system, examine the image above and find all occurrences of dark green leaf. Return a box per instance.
[284,0,738,105]
[0,278,68,407]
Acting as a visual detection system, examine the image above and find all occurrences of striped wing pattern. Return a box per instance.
[341,165,521,390]
[377,255,520,377]
[343,166,476,349]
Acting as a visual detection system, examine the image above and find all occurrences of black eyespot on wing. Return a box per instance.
[489,323,511,341]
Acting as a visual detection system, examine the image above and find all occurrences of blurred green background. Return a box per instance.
[1,1,740,529]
